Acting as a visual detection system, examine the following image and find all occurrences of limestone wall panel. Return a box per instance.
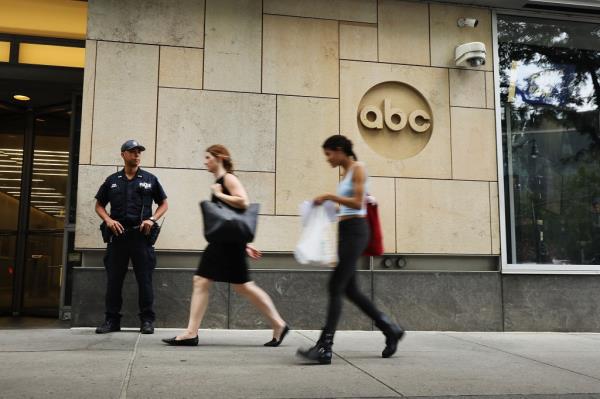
[204,0,262,92]
[451,107,497,181]
[253,215,301,252]
[340,22,377,62]
[449,69,486,108]
[91,42,158,166]
[396,178,491,254]
[156,88,276,172]
[263,15,338,98]
[236,171,275,215]
[159,47,203,89]
[275,96,339,215]
[88,0,205,47]
[378,0,430,66]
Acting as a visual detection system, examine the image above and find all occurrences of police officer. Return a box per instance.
[94,140,168,334]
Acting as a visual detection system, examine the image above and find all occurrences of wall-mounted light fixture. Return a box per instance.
[13,94,30,101]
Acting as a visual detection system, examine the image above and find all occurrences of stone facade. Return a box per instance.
[72,0,600,333]
[77,0,500,257]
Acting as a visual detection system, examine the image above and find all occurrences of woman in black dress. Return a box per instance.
[163,144,289,346]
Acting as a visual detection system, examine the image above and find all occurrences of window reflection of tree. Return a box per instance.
[499,16,600,265]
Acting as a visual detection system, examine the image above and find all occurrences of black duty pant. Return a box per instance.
[103,228,156,323]
[324,218,382,334]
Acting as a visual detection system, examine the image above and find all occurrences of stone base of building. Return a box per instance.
[71,268,600,331]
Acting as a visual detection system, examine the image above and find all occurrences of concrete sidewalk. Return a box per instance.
[1,329,600,399]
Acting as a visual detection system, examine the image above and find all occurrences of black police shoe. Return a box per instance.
[95,320,121,334]
[140,321,154,334]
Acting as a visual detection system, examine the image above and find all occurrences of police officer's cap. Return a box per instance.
[121,139,146,152]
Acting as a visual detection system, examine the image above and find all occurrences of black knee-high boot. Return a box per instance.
[375,315,405,358]
[296,330,334,365]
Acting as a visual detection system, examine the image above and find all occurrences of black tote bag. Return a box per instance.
[200,200,260,243]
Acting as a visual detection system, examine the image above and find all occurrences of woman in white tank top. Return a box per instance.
[297,135,405,365]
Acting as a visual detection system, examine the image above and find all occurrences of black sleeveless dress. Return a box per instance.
[195,175,251,284]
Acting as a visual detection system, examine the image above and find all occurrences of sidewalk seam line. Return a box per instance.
[443,333,600,384]
[296,331,405,398]
[119,333,141,399]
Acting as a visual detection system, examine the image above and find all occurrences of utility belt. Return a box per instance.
[100,220,161,246]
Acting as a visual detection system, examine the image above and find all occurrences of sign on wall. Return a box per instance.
[357,81,433,160]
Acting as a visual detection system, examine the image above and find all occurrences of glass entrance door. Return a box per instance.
[0,98,78,316]
[22,104,71,314]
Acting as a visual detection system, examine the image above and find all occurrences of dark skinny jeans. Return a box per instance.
[324,217,382,334]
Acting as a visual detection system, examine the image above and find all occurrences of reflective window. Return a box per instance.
[499,15,600,265]
[28,115,70,229]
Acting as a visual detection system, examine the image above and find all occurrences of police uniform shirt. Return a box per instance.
[95,168,167,226]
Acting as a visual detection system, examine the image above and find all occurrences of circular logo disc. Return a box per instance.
[357,81,434,160]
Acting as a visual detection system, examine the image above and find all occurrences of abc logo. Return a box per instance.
[357,81,434,160]
[359,99,431,133]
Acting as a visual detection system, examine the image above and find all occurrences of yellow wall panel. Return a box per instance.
[19,43,85,68]
[0,0,87,40]
[0,41,9,62]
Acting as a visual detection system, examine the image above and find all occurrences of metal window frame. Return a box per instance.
[11,109,35,314]
[492,8,600,274]
[0,33,84,86]
[59,92,82,320]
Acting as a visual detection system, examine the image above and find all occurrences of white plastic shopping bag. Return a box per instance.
[294,201,338,265]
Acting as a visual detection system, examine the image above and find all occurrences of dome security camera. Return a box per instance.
[455,42,486,68]
[457,18,479,28]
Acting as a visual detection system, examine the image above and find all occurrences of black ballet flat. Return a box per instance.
[162,336,199,346]
[264,325,290,347]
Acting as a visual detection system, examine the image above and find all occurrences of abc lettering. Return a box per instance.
[359,99,431,133]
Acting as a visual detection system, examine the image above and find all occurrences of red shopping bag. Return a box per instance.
[363,202,384,256]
